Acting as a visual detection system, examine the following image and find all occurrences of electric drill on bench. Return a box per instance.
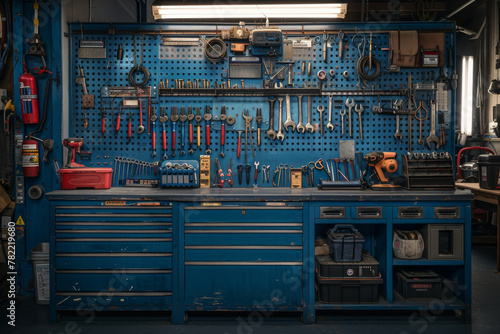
[363,151,401,190]
[63,138,85,168]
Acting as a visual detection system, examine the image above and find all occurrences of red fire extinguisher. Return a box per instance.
[22,138,40,177]
[19,73,40,124]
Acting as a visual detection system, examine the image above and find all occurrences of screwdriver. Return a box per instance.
[227,158,233,187]
[127,110,132,142]
[115,104,122,136]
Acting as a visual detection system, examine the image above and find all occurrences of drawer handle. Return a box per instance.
[398,207,423,219]
[357,208,382,218]
[435,207,459,219]
[320,207,345,219]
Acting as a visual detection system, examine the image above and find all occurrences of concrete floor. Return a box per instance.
[1,245,499,334]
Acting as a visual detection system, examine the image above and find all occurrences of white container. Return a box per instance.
[30,243,49,305]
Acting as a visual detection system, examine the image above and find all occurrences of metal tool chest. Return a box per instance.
[47,189,472,324]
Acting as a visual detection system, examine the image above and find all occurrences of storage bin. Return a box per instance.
[393,229,424,260]
[316,250,380,278]
[326,224,365,262]
[316,275,383,303]
[31,243,50,305]
[478,154,500,189]
[395,270,441,300]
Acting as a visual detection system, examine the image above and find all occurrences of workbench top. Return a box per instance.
[46,187,473,202]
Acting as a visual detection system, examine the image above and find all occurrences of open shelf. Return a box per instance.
[392,258,464,266]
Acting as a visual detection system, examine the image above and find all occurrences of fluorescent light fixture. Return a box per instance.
[461,56,474,136]
[152,3,347,20]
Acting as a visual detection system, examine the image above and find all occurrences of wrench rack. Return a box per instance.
[69,22,456,188]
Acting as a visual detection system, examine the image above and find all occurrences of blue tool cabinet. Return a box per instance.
[47,189,472,324]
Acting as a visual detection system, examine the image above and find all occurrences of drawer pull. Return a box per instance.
[185,261,302,266]
[56,238,172,242]
[184,206,302,210]
[56,252,171,257]
[356,207,382,219]
[434,207,460,219]
[320,207,346,219]
[56,269,172,274]
[398,207,423,219]
[56,291,172,297]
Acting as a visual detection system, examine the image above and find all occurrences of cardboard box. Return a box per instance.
[0,186,12,213]
[315,238,329,256]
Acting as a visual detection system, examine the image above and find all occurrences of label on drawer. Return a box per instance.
[201,202,221,206]
[105,201,126,206]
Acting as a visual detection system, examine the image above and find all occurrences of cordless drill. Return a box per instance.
[363,151,401,190]
[63,138,85,168]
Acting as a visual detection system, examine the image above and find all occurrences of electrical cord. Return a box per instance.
[204,38,226,63]
[356,56,381,82]
[128,34,149,87]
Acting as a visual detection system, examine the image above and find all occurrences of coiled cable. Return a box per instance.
[204,38,226,63]
[356,56,381,82]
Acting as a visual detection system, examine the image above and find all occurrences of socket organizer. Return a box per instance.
[160,160,199,187]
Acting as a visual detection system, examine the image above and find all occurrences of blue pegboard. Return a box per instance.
[69,22,456,187]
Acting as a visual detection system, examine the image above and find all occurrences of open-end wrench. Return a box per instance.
[394,115,403,141]
[276,97,285,141]
[317,105,325,136]
[151,107,158,157]
[306,96,314,133]
[283,95,296,132]
[327,95,334,131]
[266,97,277,140]
[187,107,194,155]
[160,107,169,159]
[355,104,364,140]
[426,99,440,149]
[254,161,260,182]
[345,97,355,138]
[296,95,305,133]
[170,106,179,157]
[179,107,188,155]
[340,109,346,135]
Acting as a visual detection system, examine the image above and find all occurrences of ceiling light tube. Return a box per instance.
[152,3,347,21]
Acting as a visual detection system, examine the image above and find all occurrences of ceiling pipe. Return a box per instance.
[444,0,477,19]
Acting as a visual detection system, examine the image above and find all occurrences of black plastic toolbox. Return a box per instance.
[478,154,500,189]
[326,224,365,262]
[395,270,441,300]
[316,250,380,278]
[316,275,383,303]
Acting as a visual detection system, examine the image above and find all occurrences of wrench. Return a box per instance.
[296,95,306,133]
[276,97,285,141]
[266,97,277,140]
[254,161,260,182]
[326,95,334,131]
[340,109,346,135]
[345,98,355,138]
[394,115,403,141]
[283,95,296,132]
[317,105,325,136]
[305,96,314,133]
[355,104,364,140]
[425,99,440,149]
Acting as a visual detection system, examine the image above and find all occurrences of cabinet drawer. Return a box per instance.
[184,265,302,308]
[55,205,172,223]
[55,222,172,231]
[56,270,172,292]
[185,231,302,246]
[55,230,172,239]
[185,246,302,262]
[395,206,425,219]
[56,239,172,253]
[184,206,302,223]
[55,293,172,310]
[56,253,172,270]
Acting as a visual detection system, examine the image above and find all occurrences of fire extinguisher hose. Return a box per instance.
[28,76,52,138]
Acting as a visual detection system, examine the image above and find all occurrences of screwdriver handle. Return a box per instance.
[237,134,241,158]
[102,115,106,134]
[172,123,176,150]
[189,123,193,144]
[221,123,225,146]
[257,128,261,146]
[206,124,210,146]
[162,129,167,150]
[197,125,201,147]
[128,120,132,139]
[115,114,121,132]
[152,131,156,151]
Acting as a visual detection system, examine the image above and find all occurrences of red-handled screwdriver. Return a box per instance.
[170,107,179,157]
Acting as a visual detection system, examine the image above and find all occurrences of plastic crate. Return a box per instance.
[316,275,383,303]
[316,250,380,278]
[326,224,365,262]
[395,270,441,300]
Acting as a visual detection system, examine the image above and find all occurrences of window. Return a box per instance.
[461,56,474,136]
